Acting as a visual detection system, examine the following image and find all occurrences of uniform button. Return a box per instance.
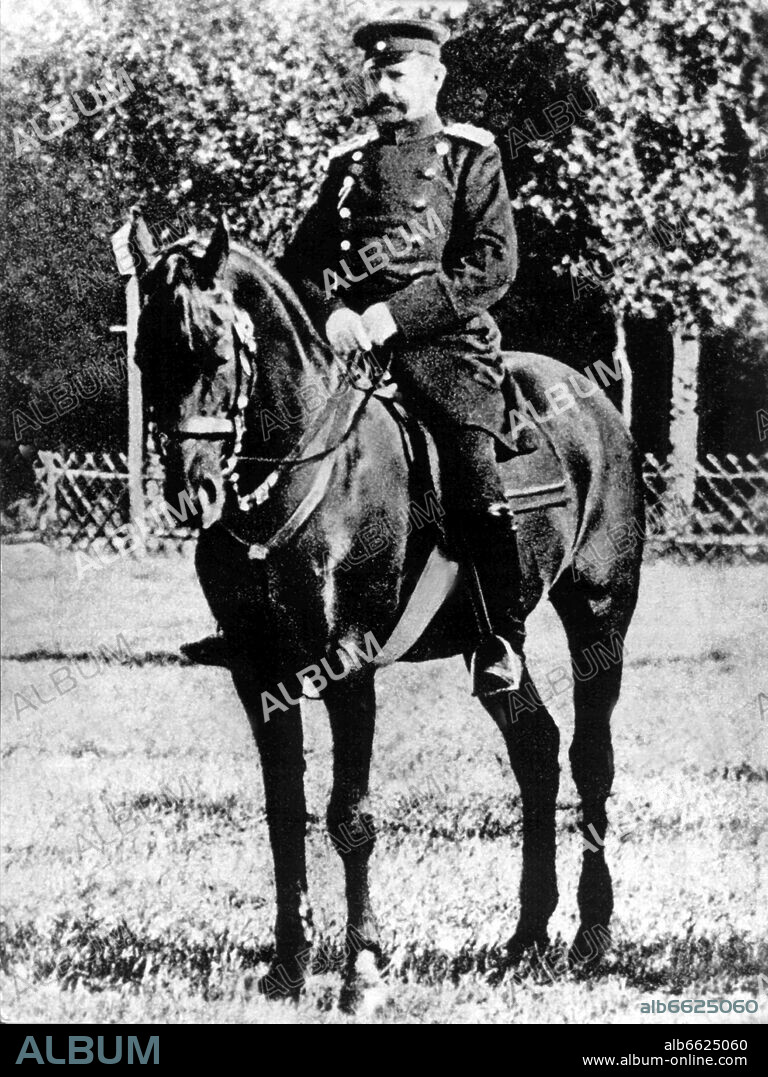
[412,198,428,210]
[339,207,351,218]
[340,240,351,251]
[352,150,363,161]
[435,140,450,156]
[376,40,386,51]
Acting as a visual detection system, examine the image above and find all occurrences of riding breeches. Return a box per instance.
[384,341,508,516]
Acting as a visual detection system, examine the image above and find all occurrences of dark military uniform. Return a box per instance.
[277,112,518,517]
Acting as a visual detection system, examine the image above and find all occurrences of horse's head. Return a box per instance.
[133,214,255,530]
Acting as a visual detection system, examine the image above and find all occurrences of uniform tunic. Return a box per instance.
[278,112,519,513]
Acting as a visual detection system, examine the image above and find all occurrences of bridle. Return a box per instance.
[158,308,257,467]
[151,297,385,553]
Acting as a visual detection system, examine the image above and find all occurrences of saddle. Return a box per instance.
[363,361,569,670]
[370,357,567,524]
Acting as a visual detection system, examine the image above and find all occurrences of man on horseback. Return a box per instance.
[281,17,529,694]
[186,17,529,695]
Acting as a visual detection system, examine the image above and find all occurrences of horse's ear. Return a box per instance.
[199,214,230,285]
[127,207,157,277]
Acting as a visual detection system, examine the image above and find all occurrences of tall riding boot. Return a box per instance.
[458,510,527,697]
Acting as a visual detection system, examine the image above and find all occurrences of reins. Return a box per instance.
[146,241,387,558]
[235,376,380,469]
[170,306,384,554]
[215,351,384,559]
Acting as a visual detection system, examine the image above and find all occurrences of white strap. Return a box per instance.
[175,416,235,436]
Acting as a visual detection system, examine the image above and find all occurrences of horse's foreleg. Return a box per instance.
[230,662,312,999]
[323,672,384,1011]
[483,667,560,960]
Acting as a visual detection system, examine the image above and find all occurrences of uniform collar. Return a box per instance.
[377,111,443,145]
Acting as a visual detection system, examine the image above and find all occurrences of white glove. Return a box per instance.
[361,303,398,346]
[325,308,372,357]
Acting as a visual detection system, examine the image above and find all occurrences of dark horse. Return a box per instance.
[132,216,644,1007]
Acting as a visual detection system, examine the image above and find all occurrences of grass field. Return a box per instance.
[1,543,766,1024]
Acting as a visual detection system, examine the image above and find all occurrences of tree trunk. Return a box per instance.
[613,309,632,429]
[668,323,700,517]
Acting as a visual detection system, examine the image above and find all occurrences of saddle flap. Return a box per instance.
[374,389,445,531]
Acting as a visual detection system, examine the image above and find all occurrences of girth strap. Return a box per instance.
[368,546,458,666]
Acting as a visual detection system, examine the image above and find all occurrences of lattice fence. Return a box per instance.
[143,438,196,552]
[33,451,131,549]
[5,447,768,560]
[643,452,768,560]
[21,446,195,554]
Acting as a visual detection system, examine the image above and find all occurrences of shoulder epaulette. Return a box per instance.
[328,130,378,160]
[444,122,496,147]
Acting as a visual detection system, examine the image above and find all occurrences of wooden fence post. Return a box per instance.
[668,323,700,518]
[125,274,144,544]
[38,451,58,536]
[111,216,153,549]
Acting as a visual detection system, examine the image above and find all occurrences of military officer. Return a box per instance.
[184,18,527,695]
[276,17,526,696]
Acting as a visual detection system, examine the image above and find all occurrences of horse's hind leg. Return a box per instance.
[551,583,633,965]
[482,667,560,960]
[323,671,384,1011]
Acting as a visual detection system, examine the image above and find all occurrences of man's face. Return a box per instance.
[363,54,444,124]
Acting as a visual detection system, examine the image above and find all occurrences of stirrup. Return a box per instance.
[470,634,523,698]
[488,501,515,518]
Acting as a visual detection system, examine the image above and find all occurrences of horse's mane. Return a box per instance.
[161,232,331,368]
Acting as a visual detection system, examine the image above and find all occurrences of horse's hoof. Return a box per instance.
[505,931,550,966]
[339,951,390,1016]
[485,933,552,988]
[568,924,612,973]
[180,634,230,667]
[249,964,305,1002]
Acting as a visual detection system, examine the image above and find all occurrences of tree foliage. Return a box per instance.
[1,0,765,460]
[1,0,365,451]
[445,0,767,330]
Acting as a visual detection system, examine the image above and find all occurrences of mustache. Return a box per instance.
[365,96,407,116]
